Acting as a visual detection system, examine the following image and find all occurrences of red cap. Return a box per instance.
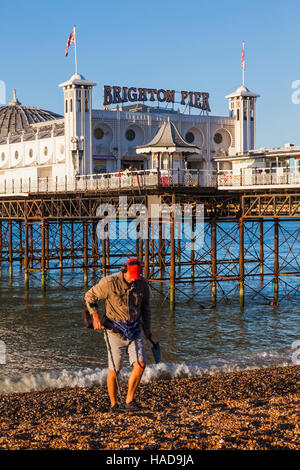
[126,258,142,280]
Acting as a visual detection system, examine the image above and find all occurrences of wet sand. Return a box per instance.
[0,365,299,450]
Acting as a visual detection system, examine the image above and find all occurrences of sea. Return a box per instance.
[0,220,299,395]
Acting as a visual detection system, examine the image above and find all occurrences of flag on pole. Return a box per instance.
[241,41,245,71]
[65,26,76,57]
[241,41,245,86]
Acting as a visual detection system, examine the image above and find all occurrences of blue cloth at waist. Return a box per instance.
[112,320,140,340]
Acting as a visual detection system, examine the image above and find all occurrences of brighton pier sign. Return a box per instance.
[103,85,211,112]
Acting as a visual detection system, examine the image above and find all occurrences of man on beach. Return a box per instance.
[84,258,152,413]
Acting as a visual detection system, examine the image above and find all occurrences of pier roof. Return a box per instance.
[136,119,201,154]
[225,85,260,99]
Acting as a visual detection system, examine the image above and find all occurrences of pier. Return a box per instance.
[0,168,299,310]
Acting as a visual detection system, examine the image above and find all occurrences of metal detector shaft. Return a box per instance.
[103,328,123,403]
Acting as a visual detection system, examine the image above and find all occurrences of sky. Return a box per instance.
[1,0,300,148]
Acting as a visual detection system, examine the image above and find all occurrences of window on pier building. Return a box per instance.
[65,100,68,113]
[77,90,81,112]
[237,108,240,120]
[243,100,247,120]
[85,90,89,112]
[250,102,254,121]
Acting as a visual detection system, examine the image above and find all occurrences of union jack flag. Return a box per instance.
[65,26,76,57]
[241,41,245,70]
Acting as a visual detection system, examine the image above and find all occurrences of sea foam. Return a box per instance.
[0,351,291,395]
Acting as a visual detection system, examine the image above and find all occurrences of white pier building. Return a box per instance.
[0,71,299,194]
[0,73,258,179]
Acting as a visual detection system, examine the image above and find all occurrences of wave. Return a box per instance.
[0,347,294,395]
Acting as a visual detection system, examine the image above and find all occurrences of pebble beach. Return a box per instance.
[0,365,299,450]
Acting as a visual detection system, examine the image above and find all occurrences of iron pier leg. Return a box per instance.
[260,219,264,283]
[274,219,279,303]
[102,235,106,277]
[83,220,88,285]
[19,220,23,271]
[59,220,63,280]
[8,220,13,281]
[0,220,2,273]
[211,218,217,306]
[71,221,74,268]
[24,219,29,289]
[170,195,176,311]
[144,219,149,279]
[239,217,245,308]
[41,219,46,290]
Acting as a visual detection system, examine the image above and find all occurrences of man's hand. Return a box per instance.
[144,329,152,340]
[92,313,103,330]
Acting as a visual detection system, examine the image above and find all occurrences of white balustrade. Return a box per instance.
[0,167,299,196]
[217,167,300,189]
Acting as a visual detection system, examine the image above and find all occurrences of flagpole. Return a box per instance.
[242,41,245,87]
[74,25,78,75]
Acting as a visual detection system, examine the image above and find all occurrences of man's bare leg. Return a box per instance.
[107,368,119,407]
[126,361,145,404]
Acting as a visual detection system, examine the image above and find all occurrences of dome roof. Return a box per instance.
[0,89,62,139]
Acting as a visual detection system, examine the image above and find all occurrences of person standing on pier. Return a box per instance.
[84,258,152,413]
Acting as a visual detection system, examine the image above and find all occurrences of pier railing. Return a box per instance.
[217,167,300,189]
[0,169,217,195]
[0,167,299,195]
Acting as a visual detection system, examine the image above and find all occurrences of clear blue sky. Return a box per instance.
[1,0,300,148]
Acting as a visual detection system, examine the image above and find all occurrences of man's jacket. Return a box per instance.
[84,271,151,332]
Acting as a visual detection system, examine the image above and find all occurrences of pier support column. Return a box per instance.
[274,219,279,303]
[29,224,33,269]
[102,234,106,277]
[41,219,46,289]
[211,218,217,306]
[139,229,143,263]
[260,219,264,283]
[158,216,163,281]
[150,236,155,277]
[83,220,88,285]
[45,220,49,271]
[191,217,195,283]
[19,220,23,271]
[170,195,176,311]
[59,220,63,280]
[0,221,2,273]
[144,219,149,279]
[239,217,245,308]
[176,238,181,276]
[8,220,13,280]
[70,221,74,268]
[92,220,98,274]
[24,219,29,289]
[106,226,110,275]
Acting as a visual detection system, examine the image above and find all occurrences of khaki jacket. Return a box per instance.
[84,271,151,331]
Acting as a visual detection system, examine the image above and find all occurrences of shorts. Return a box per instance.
[104,330,146,372]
